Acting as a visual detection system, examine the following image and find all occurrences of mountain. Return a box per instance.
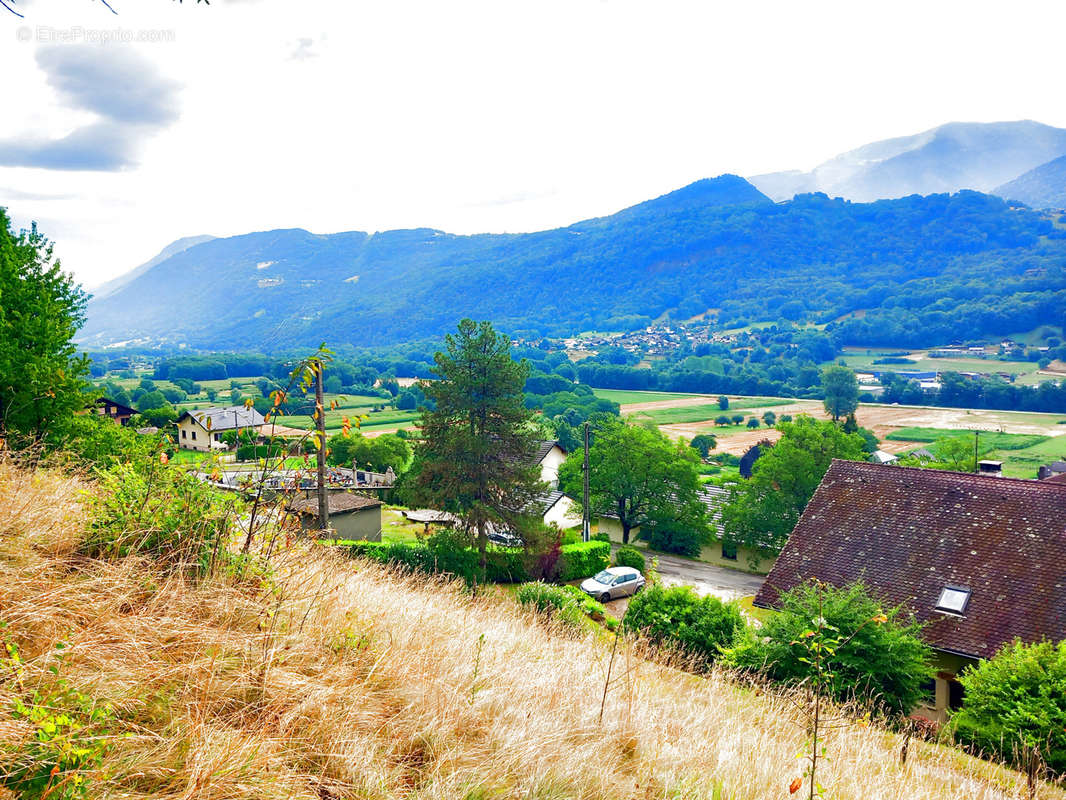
[91,235,216,301]
[994,155,1066,209]
[750,121,1066,202]
[80,175,1066,351]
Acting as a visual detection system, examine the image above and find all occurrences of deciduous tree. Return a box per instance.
[821,365,859,422]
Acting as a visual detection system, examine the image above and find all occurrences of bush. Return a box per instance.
[237,443,284,462]
[344,532,529,585]
[953,639,1066,773]
[623,584,744,664]
[50,413,158,467]
[640,520,706,557]
[721,581,933,716]
[515,582,610,630]
[556,540,610,581]
[83,459,240,576]
[614,545,645,573]
[592,532,611,543]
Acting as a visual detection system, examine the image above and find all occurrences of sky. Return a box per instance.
[2,0,1066,287]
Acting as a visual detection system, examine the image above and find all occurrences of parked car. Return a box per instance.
[580,566,645,602]
[486,527,524,548]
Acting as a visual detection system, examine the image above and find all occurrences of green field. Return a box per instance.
[590,389,699,405]
[629,400,790,425]
[886,427,1050,450]
[888,426,1066,478]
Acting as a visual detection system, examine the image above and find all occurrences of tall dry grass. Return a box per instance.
[0,458,1059,799]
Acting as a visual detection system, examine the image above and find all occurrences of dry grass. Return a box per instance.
[0,459,1060,799]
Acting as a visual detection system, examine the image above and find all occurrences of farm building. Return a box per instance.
[288,492,382,541]
[755,460,1066,723]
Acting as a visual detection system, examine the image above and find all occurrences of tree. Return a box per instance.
[746,417,760,429]
[558,416,708,545]
[714,415,730,427]
[722,416,866,558]
[717,395,729,410]
[722,580,933,716]
[953,639,1066,774]
[0,212,89,447]
[762,410,776,427]
[821,365,859,422]
[932,435,977,472]
[689,433,716,459]
[409,320,544,577]
[730,413,744,425]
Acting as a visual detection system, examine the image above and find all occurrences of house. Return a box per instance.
[595,484,770,574]
[94,397,136,427]
[1037,460,1066,480]
[288,492,382,541]
[533,440,568,488]
[869,449,898,465]
[175,406,266,451]
[532,490,577,529]
[754,460,1066,723]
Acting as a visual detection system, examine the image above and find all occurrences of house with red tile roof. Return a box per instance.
[755,460,1066,722]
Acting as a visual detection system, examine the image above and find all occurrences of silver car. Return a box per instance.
[580,566,646,602]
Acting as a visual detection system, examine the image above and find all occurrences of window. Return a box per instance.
[181,429,186,439]
[721,540,737,561]
[935,586,970,615]
[191,431,197,441]
[214,433,220,441]
[948,679,965,711]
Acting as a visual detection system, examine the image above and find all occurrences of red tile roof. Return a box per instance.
[754,460,1066,659]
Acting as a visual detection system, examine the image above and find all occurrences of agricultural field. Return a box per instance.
[834,349,1064,386]
[588,388,698,405]
[606,389,1066,478]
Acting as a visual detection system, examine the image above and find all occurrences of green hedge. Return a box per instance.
[236,443,283,462]
[614,545,645,573]
[556,540,610,582]
[341,538,609,584]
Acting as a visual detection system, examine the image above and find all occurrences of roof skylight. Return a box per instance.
[935,586,971,615]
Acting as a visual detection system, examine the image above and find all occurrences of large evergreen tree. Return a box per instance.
[410,319,544,576]
[0,210,89,447]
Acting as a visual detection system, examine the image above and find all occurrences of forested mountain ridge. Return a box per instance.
[749,120,1066,202]
[80,176,1066,351]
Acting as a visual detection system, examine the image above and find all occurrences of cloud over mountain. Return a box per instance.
[0,45,181,171]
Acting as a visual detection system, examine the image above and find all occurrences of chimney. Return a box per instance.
[977,460,1003,477]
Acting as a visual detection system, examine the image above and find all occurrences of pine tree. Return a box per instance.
[410,319,544,578]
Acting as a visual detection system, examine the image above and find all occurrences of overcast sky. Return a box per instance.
[3,0,1066,287]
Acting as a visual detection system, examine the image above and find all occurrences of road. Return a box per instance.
[601,550,765,616]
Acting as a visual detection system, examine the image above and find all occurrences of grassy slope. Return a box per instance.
[0,462,1056,800]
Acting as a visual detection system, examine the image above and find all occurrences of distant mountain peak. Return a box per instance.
[749,120,1066,203]
[91,234,215,300]
[994,154,1066,210]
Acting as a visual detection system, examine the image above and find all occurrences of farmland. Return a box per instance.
[596,388,1066,479]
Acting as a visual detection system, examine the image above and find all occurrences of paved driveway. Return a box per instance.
[600,550,765,616]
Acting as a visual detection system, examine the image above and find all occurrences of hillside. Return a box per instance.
[995,155,1066,210]
[90,234,216,302]
[0,459,1050,800]
[750,120,1066,202]
[81,178,1066,350]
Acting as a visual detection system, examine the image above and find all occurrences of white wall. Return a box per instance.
[540,445,567,488]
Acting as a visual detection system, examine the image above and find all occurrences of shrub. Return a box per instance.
[556,540,610,581]
[344,532,528,584]
[515,582,586,629]
[721,580,933,716]
[640,520,706,557]
[83,459,240,576]
[50,413,158,468]
[614,545,645,573]
[623,584,744,664]
[237,443,284,462]
[592,532,611,544]
[952,639,1066,773]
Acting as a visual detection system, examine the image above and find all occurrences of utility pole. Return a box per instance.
[315,359,329,533]
[973,430,979,474]
[582,421,591,542]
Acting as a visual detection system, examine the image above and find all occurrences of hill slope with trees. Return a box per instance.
[81,176,1066,350]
